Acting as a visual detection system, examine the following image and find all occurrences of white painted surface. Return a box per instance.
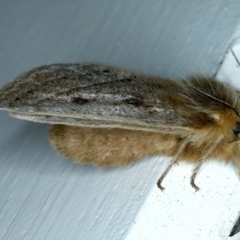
[1,1,240,240]
[126,40,240,240]
[126,162,240,240]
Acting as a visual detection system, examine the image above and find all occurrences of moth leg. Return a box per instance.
[232,147,240,177]
[190,161,204,191]
[190,140,220,191]
[157,140,188,191]
[157,160,177,191]
[233,158,240,178]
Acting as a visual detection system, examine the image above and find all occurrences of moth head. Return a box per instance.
[225,122,240,143]
[212,110,240,143]
[233,122,240,139]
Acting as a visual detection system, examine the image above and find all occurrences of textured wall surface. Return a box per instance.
[1,1,240,239]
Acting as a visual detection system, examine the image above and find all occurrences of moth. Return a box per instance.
[1,63,240,191]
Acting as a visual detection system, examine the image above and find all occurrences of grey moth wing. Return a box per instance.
[0,63,238,133]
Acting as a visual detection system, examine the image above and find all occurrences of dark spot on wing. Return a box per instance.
[72,97,89,104]
[116,78,133,83]
[125,97,143,106]
[15,97,22,103]
[125,78,132,82]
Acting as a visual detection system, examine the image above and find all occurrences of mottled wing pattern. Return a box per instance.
[0,63,238,132]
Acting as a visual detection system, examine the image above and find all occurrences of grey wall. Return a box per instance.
[1,0,240,81]
[1,1,240,240]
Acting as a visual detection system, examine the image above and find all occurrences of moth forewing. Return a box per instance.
[1,63,240,191]
[8,109,195,136]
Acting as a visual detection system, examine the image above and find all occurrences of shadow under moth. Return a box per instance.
[1,63,240,191]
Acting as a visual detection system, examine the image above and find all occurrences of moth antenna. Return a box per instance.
[157,140,188,190]
[230,47,240,67]
[186,83,240,117]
